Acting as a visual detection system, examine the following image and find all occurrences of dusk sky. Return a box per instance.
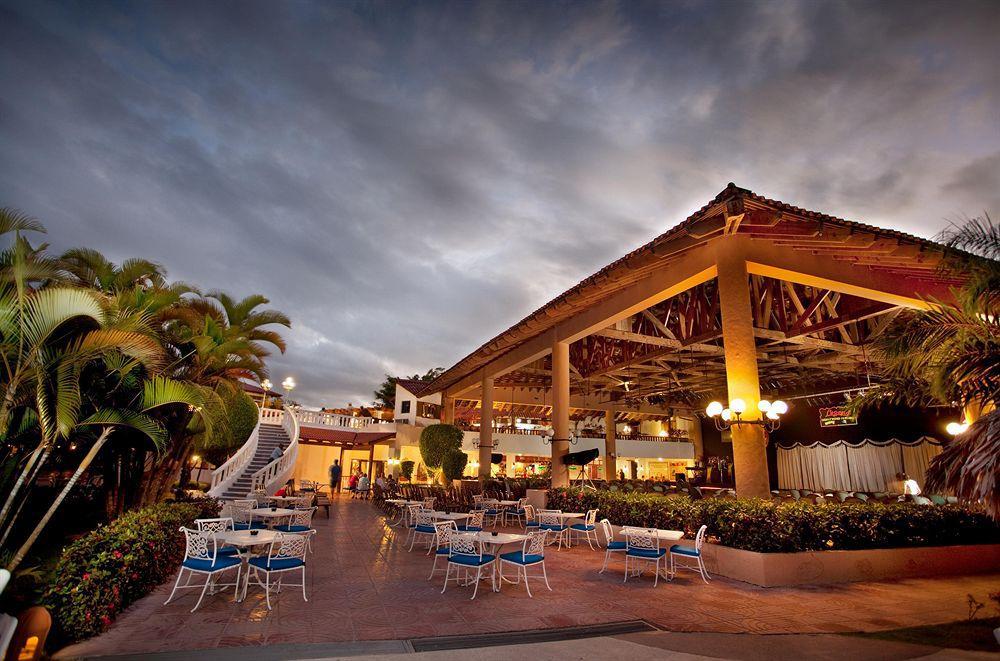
[2,0,998,407]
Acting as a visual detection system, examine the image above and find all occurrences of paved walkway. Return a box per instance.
[57,495,1000,658]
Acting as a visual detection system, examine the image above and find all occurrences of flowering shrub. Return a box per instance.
[547,488,999,553]
[44,498,220,642]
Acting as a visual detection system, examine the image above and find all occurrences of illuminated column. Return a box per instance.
[604,409,617,482]
[551,340,571,488]
[367,444,375,480]
[479,375,494,480]
[716,238,770,499]
[441,396,456,424]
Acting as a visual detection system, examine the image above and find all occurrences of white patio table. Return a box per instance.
[619,526,684,542]
[428,511,472,522]
[214,529,281,601]
[250,507,295,528]
[467,531,530,592]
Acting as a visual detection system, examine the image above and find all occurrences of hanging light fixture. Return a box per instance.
[705,397,788,433]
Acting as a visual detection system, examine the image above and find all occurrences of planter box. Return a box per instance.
[699,542,1000,587]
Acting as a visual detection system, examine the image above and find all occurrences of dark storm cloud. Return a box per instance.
[1,0,998,406]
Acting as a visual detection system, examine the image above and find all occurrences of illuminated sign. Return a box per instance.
[819,406,857,427]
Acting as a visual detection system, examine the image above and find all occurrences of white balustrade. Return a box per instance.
[259,407,285,424]
[208,417,261,497]
[251,404,300,495]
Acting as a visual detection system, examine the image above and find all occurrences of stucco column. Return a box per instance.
[478,374,494,479]
[604,409,617,482]
[367,444,375,480]
[551,340,571,488]
[441,396,455,424]
[716,238,770,499]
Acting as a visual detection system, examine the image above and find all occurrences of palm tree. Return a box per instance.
[857,214,999,516]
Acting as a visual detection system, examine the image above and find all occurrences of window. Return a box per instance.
[400,400,411,414]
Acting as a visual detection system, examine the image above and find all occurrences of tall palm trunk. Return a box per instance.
[0,447,51,549]
[7,428,112,572]
[0,441,48,530]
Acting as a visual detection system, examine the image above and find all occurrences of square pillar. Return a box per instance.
[604,409,617,482]
[441,396,455,424]
[716,237,770,499]
[479,375,494,480]
[551,340,571,488]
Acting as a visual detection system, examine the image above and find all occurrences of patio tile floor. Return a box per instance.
[56,495,1000,658]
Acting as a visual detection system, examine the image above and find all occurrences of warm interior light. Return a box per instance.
[721,408,732,421]
[758,399,772,413]
[945,421,969,436]
[730,399,746,414]
[706,401,724,417]
[766,410,779,420]
[191,454,200,464]
[772,400,788,415]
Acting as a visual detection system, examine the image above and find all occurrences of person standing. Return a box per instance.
[330,459,342,494]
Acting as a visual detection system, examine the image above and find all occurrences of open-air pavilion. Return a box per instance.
[422,184,967,497]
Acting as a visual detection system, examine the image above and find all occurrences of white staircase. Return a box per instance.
[209,405,300,499]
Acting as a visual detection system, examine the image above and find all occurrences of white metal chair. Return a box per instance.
[229,500,264,531]
[408,510,437,551]
[402,503,425,541]
[598,519,625,573]
[428,521,458,578]
[624,528,668,587]
[506,497,529,527]
[249,489,268,506]
[669,525,711,584]
[498,530,551,597]
[537,510,568,550]
[246,531,314,610]
[457,509,485,532]
[472,494,485,510]
[291,494,313,509]
[482,499,503,528]
[164,527,242,612]
[441,533,495,600]
[194,517,239,557]
[569,509,599,549]
[273,507,317,552]
[422,496,436,510]
[523,504,539,531]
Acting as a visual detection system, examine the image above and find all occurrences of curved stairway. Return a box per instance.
[218,422,291,499]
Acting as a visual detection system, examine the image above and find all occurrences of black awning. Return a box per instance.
[563,448,600,466]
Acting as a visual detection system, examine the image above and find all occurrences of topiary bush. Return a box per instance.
[547,488,998,553]
[419,424,464,470]
[440,450,469,484]
[43,498,220,643]
[400,460,414,481]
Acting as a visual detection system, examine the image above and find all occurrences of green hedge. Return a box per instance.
[43,498,220,642]
[547,488,999,553]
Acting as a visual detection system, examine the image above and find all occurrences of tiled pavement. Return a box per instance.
[57,496,1000,658]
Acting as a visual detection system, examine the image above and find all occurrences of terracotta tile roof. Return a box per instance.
[423,183,958,395]
[240,380,281,397]
[395,378,432,396]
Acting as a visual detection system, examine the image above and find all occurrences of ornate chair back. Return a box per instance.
[195,517,234,533]
[524,530,547,557]
[584,509,598,527]
[538,511,562,528]
[264,532,311,567]
[229,500,255,526]
[181,527,218,563]
[625,528,658,554]
[434,520,457,546]
[415,510,436,528]
[523,504,536,522]
[694,524,708,552]
[599,518,615,543]
[467,510,486,529]
[289,507,316,528]
[448,532,481,559]
[250,489,268,505]
[422,496,436,509]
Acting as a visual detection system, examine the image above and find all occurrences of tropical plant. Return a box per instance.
[853,214,999,517]
[372,367,443,408]
[400,460,414,481]
[440,450,468,484]
[418,423,463,469]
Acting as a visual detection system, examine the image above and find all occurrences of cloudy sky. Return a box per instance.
[1,1,998,407]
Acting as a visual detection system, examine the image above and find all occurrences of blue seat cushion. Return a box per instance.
[525,520,539,528]
[540,524,567,532]
[626,547,666,559]
[234,521,266,530]
[500,551,543,565]
[485,509,501,515]
[447,553,496,567]
[570,523,595,531]
[217,545,240,556]
[435,546,450,555]
[182,555,241,572]
[606,540,626,550]
[249,556,305,571]
[670,545,700,557]
[273,524,310,533]
[457,525,482,532]
[414,525,436,533]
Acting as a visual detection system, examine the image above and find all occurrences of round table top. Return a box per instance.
[250,507,295,516]
[215,529,281,546]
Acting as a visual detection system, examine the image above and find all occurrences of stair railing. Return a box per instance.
[207,412,262,498]
[251,404,300,495]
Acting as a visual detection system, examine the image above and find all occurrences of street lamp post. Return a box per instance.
[281,376,296,404]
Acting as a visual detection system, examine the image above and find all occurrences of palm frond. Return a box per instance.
[21,287,105,348]
[926,410,999,519]
[0,208,45,236]
[77,409,168,452]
